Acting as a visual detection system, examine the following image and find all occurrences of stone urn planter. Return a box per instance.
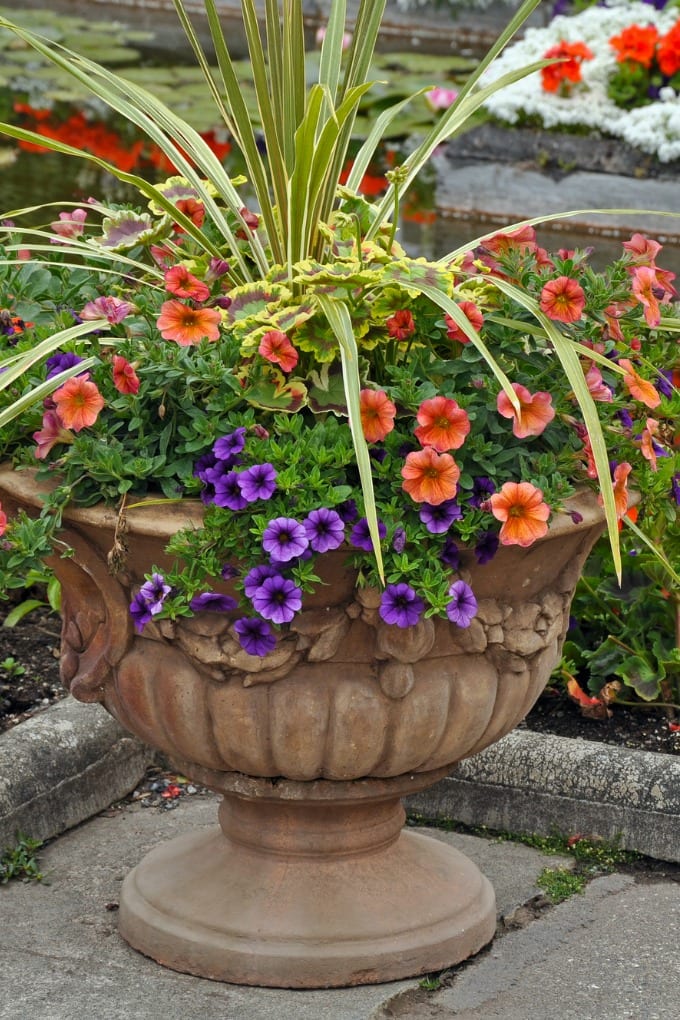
[0,465,605,988]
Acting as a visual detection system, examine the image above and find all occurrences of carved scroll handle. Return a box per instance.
[47,527,133,703]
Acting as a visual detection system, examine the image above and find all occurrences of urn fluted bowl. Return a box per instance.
[0,465,605,988]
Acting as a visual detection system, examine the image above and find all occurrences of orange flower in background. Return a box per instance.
[619,358,661,409]
[164,265,210,301]
[489,481,550,547]
[360,388,397,443]
[541,40,594,94]
[386,309,416,341]
[610,24,659,67]
[622,232,662,266]
[157,300,222,346]
[444,301,484,344]
[112,355,140,396]
[401,447,460,505]
[657,22,680,77]
[53,375,105,432]
[539,276,586,322]
[414,395,470,452]
[259,330,299,374]
[496,383,555,439]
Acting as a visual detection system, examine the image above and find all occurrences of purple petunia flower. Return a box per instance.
[129,593,154,634]
[45,352,85,379]
[193,452,217,481]
[244,563,279,598]
[189,591,238,613]
[129,572,171,633]
[213,471,249,511]
[303,507,345,553]
[138,572,171,613]
[419,499,462,534]
[252,574,303,624]
[656,371,674,399]
[474,531,499,565]
[616,409,634,430]
[213,427,247,464]
[392,526,406,553]
[349,516,387,552]
[440,536,460,570]
[446,580,478,628]
[379,583,425,628]
[469,476,495,508]
[336,498,359,524]
[262,517,309,562]
[238,462,277,502]
[234,616,276,657]
[221,562,239,581]
[672,473,680,507]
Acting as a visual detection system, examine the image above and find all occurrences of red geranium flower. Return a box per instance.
[386,309,416,341]
[541,41,594,94]
[610,24,659,68]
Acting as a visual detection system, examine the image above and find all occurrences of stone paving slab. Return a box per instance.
[0,793,569,1020]
[374,876,680,1020]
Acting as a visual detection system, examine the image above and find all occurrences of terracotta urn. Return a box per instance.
[0,465,605,988]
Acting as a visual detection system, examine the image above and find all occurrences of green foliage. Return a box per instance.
[0,656,25,677]
[537,866,587,902]
[0,833,44,883]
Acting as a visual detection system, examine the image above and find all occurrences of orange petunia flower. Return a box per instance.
[610,24,659,68]
[414,395,470,452]
[622,232,662,267]
[584,363,613,403]
[609,462,632,519]
[164,264,210,302]
[488,481,551,547]
[112,355,140,396]
[444,300,484,344]
[619,358,661,409]
[401,447,460,505]
[386,309,416,341]
[53,375,105,432]
[640,418,660,472]
[174,198,205,230]
[539,276,586,323]
[157,300,222,346]
[259,330,299,374]
[496,383,555,439]
[631,265,662,328]
[360,388,397,443]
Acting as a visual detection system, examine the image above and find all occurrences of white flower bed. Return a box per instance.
[480,3,680,162]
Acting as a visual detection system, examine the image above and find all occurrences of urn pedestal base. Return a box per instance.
[118,768,496,988]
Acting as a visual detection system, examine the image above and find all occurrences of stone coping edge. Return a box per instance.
[3,701,678,863]
[405,729,680,864]
[0,696,154,850]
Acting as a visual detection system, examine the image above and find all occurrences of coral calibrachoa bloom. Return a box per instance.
[481,2,680,162]
[1,186,678,649]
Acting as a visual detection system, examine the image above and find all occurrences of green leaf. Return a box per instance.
[618,655,663,702]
